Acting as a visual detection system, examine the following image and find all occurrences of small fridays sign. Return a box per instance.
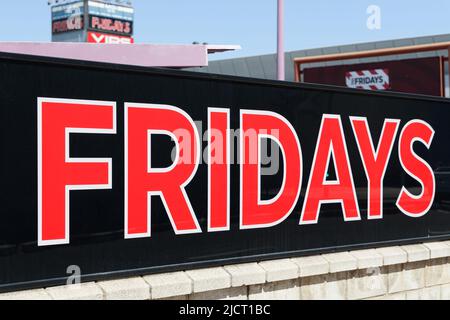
[346,69,390,91]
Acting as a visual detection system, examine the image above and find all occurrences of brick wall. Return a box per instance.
[1,241,450,300]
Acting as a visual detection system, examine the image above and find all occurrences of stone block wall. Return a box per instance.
[1,241,450,300]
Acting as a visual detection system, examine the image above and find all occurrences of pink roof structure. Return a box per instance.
[0,42,241,68]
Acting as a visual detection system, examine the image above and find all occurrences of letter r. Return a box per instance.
[125,103,201,238]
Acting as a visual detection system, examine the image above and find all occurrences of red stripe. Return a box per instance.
[369,85,378,91]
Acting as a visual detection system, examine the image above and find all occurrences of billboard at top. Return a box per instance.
[51,1,85,34]
[87,1,134,36]
[0,52,449,291]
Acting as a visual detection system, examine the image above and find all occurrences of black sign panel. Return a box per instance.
[0,53,449,291]
[88,15,133,36]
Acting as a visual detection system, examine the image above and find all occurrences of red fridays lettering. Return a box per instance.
[37,98,435,246]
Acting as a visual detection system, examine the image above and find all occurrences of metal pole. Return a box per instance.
[277,0,285,81]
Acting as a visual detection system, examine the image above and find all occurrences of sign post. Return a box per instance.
[277,0,285,81]
[51,0,134,43]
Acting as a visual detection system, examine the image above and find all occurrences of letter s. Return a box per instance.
[396,120,435,217]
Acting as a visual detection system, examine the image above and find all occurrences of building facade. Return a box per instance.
[190,34,450,97]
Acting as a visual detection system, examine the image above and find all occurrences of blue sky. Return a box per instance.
[1,0,449,60]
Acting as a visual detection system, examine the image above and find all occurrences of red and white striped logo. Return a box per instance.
[346,69,390,91]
